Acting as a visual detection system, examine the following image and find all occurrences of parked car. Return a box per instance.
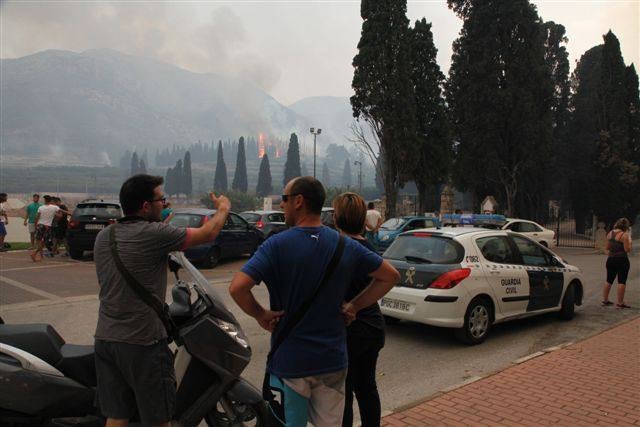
[239,210,288,239]
[374,216,440,253]
[502,218,555,247]
[66,200,123,259]
[169,208,262,268]
[321,207,335,229]
[379,227,583,344]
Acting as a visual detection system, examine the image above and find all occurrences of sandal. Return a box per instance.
[601,300,614,306]
[616,303,631,309]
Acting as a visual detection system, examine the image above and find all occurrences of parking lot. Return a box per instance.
[1,247,638,415]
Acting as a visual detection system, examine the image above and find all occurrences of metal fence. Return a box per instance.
[555,212,596,248]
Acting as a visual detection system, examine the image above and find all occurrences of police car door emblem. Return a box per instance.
[405,267,415,285]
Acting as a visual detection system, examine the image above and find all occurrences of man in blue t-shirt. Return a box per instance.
[230,176,399,426]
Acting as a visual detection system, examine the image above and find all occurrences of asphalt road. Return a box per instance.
[0,247,638,416]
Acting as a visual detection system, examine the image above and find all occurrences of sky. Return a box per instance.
[1,0,638,106]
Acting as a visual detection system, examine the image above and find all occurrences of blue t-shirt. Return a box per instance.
[241,226,383,378]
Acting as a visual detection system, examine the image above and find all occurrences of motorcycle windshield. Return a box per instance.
[169,251,238,324]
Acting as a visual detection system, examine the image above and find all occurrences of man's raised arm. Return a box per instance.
[183,192,231,248]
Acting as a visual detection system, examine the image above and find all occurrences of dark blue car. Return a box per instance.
[374,216,440,253]
[170,208,263,268]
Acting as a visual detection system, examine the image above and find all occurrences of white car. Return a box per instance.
[502,218,555,247]
[379,227,583,344]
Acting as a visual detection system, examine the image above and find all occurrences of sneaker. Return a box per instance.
[616,303,631,309]
[601,300,614,306]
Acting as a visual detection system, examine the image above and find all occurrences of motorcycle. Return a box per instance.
[0,252,268,426]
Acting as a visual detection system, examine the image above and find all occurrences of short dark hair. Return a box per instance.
[334,192,367,234]
[367,202,374,209]
[0,193,6,199]
[33,193,40,198]
[289,176,326,215]
[43,195,51,202]
[120,174,164,215]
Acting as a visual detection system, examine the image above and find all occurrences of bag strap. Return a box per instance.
[266,235,346,365]
[108,225,177,341]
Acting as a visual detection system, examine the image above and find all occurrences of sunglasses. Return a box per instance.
[148,196,167,204]
[281,193,303,202]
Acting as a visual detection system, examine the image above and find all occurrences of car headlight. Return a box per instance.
[212,318,249,348]
[381,235,390,241]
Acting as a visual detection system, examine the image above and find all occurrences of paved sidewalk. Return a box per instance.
[382,316,640,426]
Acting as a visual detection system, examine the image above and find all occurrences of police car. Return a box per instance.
[379,226,583,344]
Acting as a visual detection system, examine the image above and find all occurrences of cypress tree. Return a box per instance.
[283,133,302,186]
[342,159,352,188]
[214,140,228,192]
[351,0,416,217]
[174,159,183,196]
[446,0,554,216]
[130,152,139,176]
[322,162,331,187]
[165,167,174,196]
[409,18,451,213]
[256,154,273,197]
[232,137,248,192]
[138,159,147,174]
[183,151,193,197]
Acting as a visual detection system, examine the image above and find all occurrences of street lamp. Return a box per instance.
[354,160,363,193]
[310,127,322,178]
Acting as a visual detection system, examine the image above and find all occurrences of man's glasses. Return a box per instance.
[281,193,303,202]
[148,196,167,204]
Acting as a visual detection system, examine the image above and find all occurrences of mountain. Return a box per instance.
[1,49,308,165]
[288,96,355,149]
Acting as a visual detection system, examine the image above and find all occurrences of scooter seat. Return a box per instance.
[0,323,64,366]
[59,344,96,387]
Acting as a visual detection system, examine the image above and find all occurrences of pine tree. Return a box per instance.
[256,154,273,197]
[342,159,352,188]
[409,18,451,213]
[130,152,139,176]
[351,0,416,217]
[183,151,193,197]
[322,162,331,187]
[214,140,228,192]
[232,137,248,192]
[283,133,302,186]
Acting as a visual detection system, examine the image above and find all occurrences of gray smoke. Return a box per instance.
[0,2,281,92]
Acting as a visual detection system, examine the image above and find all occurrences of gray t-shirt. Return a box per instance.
[94,219,187,345]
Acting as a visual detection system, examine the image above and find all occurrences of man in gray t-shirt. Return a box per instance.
[93,174,230,427]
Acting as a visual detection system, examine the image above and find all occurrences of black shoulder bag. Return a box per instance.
[262,235,345,426]
[108,225,179,343]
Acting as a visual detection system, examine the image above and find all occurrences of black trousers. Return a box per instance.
[343,322,385,427]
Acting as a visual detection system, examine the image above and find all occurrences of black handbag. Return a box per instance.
[108,225,179,343]
[262,235,345,426]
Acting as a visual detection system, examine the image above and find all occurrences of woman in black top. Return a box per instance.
[602,217,632,308]
[333,192,386,427]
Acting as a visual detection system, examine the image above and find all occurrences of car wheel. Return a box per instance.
[69,248,83,260]
[455,297,492,345]
[203,247,221,269]
[558,283,576,320]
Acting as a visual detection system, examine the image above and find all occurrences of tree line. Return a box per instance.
[351,0,639,225]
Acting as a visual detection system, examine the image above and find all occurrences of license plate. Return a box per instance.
[380,298,412,312]
[85,224,105,230]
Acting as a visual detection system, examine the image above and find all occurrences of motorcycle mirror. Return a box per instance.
[168,255,182,275]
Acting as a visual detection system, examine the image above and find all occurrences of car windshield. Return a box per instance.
[384,234,464,264]
[170,213,205,228]
[381,218,407,230]
[240,213,261,223]
[73,203,122,219]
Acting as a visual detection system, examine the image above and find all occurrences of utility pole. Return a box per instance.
[309,127,322,178]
